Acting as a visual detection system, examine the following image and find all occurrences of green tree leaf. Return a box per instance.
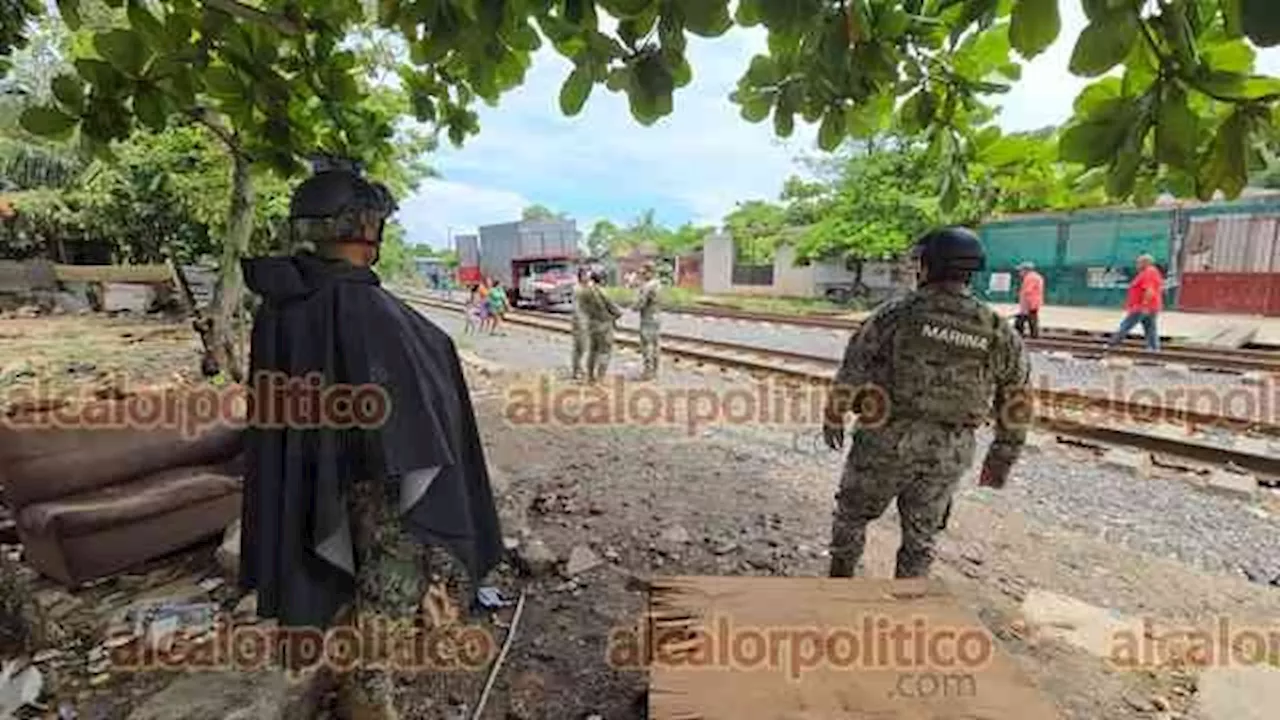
[1009,0,1059,60]
[744,54,779,86]
[1197,72,1280,100]
[1060,110,1131,167]
[93,29,149,77]
[1068,14,1138,77]
[134,84,167,131]
[954,24,1011,81]
[51,74,85,114]
[679,0,733,36]
[126,1,166,47]
[1199,110,1250,199]
[1155,85,1197,169]
[1222,0,1243,38]
[735,0,763,26]
[818,107,844,151]
[204,66,242,98]
[1201,39,1256,74]
[774,105,795,137]
[735,89,774,122]
[559,67,592,115]
[56,0,82,31]
[19,106,79,137]
[601,0,656,20]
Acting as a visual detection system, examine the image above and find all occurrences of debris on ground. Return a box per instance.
[0,660,43,718]
[563,545,602,577]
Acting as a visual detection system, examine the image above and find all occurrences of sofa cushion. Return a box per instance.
[0,392,243,509]
[17,465,241,538]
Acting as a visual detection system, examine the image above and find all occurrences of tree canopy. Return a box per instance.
[584,210,713,259]
[7,1,1279,210]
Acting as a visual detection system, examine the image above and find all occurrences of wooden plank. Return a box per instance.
[52,263,171,284]
[645,576,1061,720]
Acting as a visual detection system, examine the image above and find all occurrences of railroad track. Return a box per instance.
[400,290,1280,477]
[652,302,1280,375]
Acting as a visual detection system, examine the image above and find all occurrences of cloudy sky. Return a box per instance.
[398,5,1280,250]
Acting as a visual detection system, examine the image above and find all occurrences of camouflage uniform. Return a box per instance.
[337,477,473,719]
[827,284,1030,578]
[577,284,623,383]
[571,282,590,379]
[634,278,661,379]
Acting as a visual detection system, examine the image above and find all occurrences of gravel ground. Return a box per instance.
[422,302,1280,596]
[416,301,1280,720]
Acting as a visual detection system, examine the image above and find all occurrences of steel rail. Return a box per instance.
[400,291,1280,476]
[650,303,1280,374]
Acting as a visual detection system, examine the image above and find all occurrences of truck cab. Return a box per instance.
[514,257,578,310]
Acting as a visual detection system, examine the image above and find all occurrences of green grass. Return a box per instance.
[599,285,864,315]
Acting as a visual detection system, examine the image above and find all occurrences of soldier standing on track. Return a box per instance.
[578,269,623,384]
[634,261,662,381]
[571,267,591,380]
[822,226,1032,579]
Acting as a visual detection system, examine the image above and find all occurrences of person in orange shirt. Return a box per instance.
[1107,254,1163,351]
[1014,261,1044,338]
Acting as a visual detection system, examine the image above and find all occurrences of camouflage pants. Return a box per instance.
[828,423,975,579]
[338,478,473,719]
[586,328,613,383]
[571,324,588,378]
[638,320,660,378]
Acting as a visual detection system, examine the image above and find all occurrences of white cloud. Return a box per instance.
[397,179,531,248]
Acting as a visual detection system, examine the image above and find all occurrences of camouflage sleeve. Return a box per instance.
[632,284,650,313]
[827,302,896,420]
[986,316,1032,468]
[602,289,624,319]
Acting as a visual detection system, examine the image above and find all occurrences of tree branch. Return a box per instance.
[200,0,302,36]
[188,108,250,162]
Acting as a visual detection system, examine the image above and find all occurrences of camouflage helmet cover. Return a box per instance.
[289,157,397,246]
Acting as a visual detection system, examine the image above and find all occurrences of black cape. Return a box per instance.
[239,252,503,630]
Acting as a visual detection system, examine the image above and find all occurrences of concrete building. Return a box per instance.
[701,233,908,302]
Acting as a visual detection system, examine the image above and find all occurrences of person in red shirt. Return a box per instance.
[1014,261,1044,338]
[1108,254,1163,351]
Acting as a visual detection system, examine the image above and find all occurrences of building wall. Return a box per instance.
[702,233,734,295]
[772,245,816,297]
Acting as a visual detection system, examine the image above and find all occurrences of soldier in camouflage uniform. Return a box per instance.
[265,165,477,720]
[822,226,1031,579]
[577,269,623,383]
[633,261,662,380]
[570,267,591,380]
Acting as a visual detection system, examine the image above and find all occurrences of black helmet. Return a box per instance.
[289,157,397,246]
[911,226,985,280]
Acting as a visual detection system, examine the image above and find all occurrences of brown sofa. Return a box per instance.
[0,395,244,586]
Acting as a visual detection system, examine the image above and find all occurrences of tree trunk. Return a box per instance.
[208,151,254,383]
